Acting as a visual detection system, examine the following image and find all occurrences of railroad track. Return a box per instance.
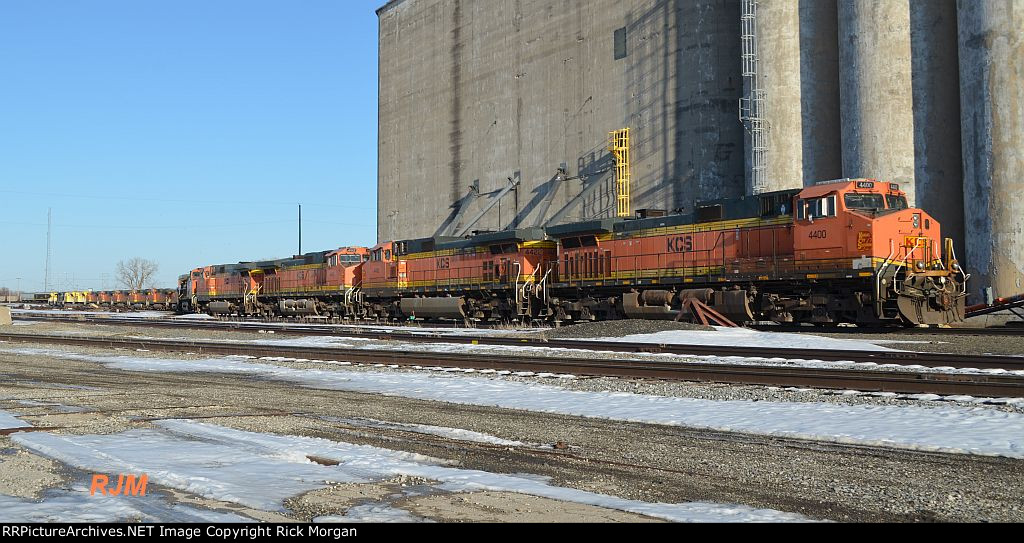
[12,312,1024,371]
[1,331,1023,398]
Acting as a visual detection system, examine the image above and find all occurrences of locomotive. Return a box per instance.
[42,289,179,310]
[178,179,967,326]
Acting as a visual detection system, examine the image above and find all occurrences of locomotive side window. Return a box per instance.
[760,194,791,217]
[810,195,836,218]
[823,195,836,217]
[799,195,837,220]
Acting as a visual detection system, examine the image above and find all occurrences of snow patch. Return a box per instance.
[7,348,1024,459]
[0,409,29,429]
[13,420,813,522]
[589,327,897,352]
[324,417,525,446]
[0,489,248,523]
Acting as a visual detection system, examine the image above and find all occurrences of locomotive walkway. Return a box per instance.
[2,330,1023,399]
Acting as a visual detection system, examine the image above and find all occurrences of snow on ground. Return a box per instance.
[13,420,812,522]
[122,333,1024,378]
[322,417,526,447]
[0,409,29,429]
[8,348,1024,459]
[0,489,247,523]
[170,313,217,320]
[588,327,895,352]
[221,320,531,337]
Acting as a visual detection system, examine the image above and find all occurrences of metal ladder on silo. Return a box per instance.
[740,0,768,194]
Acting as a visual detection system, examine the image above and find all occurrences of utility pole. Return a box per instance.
[298,204,302,255]
[44,208,52,291]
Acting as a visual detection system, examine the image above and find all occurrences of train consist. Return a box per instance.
[177,179,967,327]
[38,289,179,310]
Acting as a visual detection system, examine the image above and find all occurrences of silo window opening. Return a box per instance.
[614,27,627,60]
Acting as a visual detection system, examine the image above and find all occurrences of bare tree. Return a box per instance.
[116,258,160,291]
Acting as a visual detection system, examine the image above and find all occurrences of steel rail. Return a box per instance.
[12,313,1024,371]
[1,332,1022,398]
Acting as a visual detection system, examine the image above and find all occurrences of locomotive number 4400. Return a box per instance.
[808,230,828,239]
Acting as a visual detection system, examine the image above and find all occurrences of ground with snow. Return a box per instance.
[2,341,1023,522]
[590,327,896,351]
[6,347,1024,459]
[8,419,811,523]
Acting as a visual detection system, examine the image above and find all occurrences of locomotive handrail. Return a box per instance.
[538,266,553,304]
[876,240,897,316]
[946,239,970,296]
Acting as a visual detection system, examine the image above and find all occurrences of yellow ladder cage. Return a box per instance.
[609,128,631,218]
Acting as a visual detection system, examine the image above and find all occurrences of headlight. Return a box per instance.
[915,261,925,271]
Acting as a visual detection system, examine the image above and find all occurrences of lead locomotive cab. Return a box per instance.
[792,178,966,325]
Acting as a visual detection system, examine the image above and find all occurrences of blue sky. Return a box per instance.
[0,1,381,292]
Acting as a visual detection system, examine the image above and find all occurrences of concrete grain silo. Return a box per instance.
[751,0,844,191]
[797,0,843,185]
[837,0,917,204]
[746,0,804,193]
[957,0,1024,298]
[673,0,746,207]
[909,0,966,264]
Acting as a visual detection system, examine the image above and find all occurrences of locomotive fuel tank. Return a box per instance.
[400,297,466,320]
[278,299,318,316]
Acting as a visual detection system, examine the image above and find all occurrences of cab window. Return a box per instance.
[844,193,885,211]
[886,195,908,210]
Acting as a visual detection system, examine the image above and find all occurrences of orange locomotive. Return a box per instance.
[179,247,369,318]
[542,179,964,325]
[360,229,556,321]
[178,178,965,326]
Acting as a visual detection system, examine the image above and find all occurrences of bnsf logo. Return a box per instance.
[667,236,693,253]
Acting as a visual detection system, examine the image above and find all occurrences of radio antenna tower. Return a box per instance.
[44,208,52,291]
